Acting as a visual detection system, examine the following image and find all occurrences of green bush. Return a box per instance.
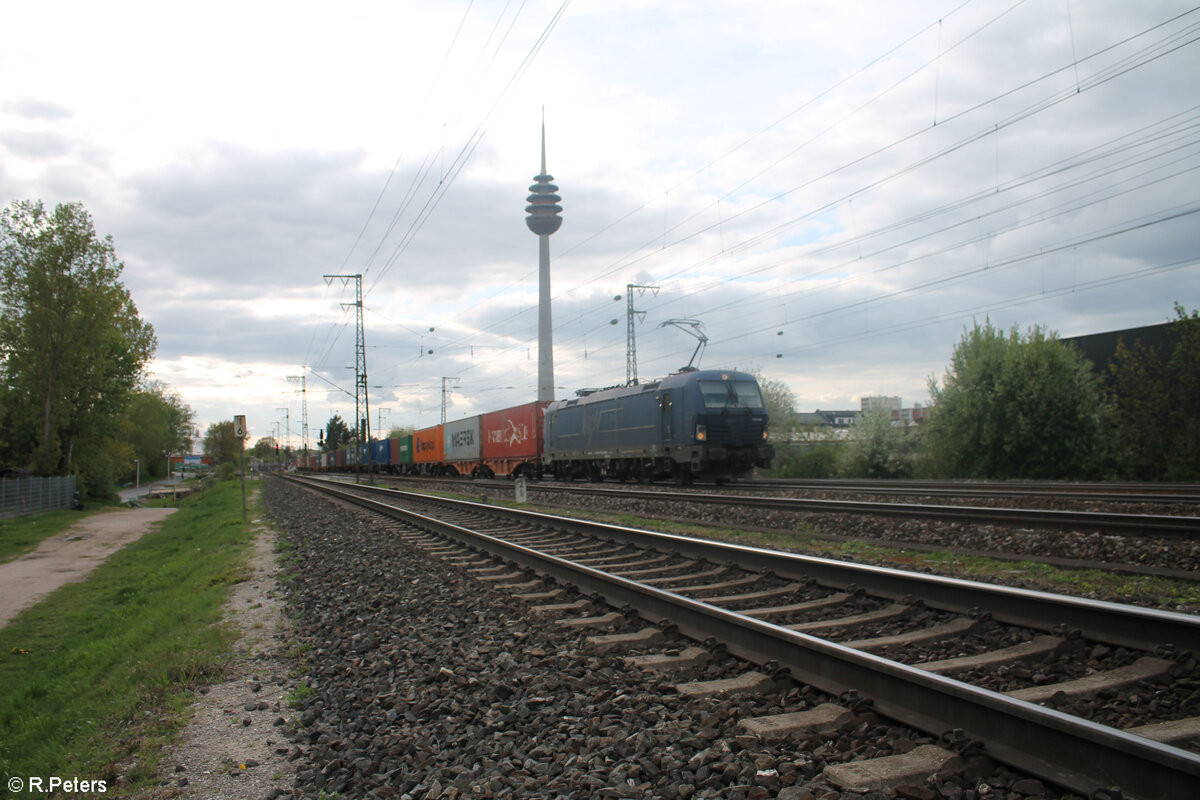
[771,443,842,478]
[839,405,918,479]
[921,321,1114,479]
[1109,304,1200,480]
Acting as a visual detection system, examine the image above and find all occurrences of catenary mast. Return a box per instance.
[525,118,563,403]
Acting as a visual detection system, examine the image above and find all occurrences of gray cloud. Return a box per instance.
[0,129,73,159]
[3,1,1197,441]
[3,97,72,121]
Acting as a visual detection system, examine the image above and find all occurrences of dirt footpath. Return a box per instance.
[0,507,177,628]
[147,521,297,799]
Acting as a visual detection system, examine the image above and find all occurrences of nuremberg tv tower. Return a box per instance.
[525,117,563,404]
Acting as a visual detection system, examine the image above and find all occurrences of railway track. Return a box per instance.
[342,472,1200,509]
[520,483,1200,537]
[352,472,1200,538]
[737,478,1200,505]
[281,474,1200,798]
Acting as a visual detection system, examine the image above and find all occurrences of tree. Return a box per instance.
[203,420,245,465]
[0,200,156,495]
[322,414,352,452]
[118,381,197,482]
[250,436,279,461]
[921,320,1114,479]
[743,368,796,440]
[1110,304,1200,480]
[840,403,917,479]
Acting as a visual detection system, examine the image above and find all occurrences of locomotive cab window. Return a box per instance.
[555,406,584,435]
[698,380,765,410]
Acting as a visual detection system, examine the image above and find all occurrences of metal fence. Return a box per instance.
[0,475,78,519]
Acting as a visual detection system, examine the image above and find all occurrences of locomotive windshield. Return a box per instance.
[698,380,765,410]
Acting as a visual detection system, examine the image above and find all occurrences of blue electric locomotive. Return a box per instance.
[543,368,774,483]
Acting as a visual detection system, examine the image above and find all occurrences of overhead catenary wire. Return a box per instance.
[487,5,1200,378]
[363,0,572,298]
[570,12,1200,332]
[600,13,1200,296]
[305,1,568,390]
[651,119,1200,328]
[541,52,1200,372]
[304,2,1198,427]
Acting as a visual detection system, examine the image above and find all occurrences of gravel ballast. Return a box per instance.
[521,489,1200,575]
[265,479,1086,800]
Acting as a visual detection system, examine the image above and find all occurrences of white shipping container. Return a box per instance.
[444,416,481,462]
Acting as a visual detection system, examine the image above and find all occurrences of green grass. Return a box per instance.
[285,681,314,708]
[0,504,126,563]
[753,527,1200,611]
[0,478,259,793]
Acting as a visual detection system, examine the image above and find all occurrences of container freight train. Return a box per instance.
[303,400,546,479]
[302,368,774,483]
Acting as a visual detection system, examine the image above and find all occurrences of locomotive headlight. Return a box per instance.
[696,424,707,442]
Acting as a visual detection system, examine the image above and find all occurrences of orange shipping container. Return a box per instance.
[413,425,444,464]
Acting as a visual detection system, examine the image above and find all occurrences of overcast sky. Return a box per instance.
[3,0,1197,449]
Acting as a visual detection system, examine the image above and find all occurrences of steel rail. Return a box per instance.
[310,476,1200,652]
[743,477,1200,492]
[282,475,1200,799]
[739,478,1200,504]
[520,482,1200,537]
[370,474,1200,505]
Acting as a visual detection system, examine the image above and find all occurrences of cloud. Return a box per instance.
[0,129,74,159]
[2,97,72,121]
[2,0,1197,444]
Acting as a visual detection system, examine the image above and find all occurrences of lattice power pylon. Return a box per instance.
[324,273,370,477]
[625,283,659,385]
[287,375,309,458]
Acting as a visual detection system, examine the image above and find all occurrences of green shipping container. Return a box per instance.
[389,435,413,465]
